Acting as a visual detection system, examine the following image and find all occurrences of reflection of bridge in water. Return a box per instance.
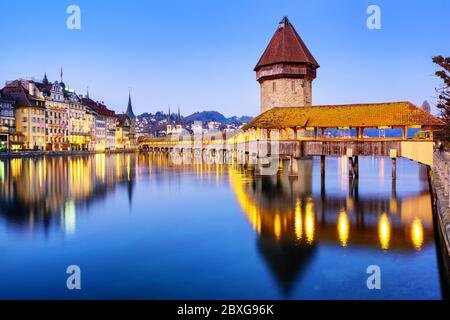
[227,161,434,296]
[0,154,435,297]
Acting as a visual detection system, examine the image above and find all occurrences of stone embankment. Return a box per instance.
[432,152,450,256]
[0,149,138,159]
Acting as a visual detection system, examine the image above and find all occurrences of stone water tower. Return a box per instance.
[255,17,320,114]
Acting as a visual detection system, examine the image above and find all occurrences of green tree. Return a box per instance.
[433,55,450,145]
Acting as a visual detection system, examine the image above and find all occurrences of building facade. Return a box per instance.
[45,81,69,150]
[81,97,116,151]
[1,75,137,152]
[254,17,319,113]
[66,89,90,150]
[116,114,131,149]
[2,80,46,150]
[0,94,16,151]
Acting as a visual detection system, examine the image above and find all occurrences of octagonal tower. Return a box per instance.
[255,17,320,114]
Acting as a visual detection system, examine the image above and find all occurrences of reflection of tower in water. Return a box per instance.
[229,162,318,297]
[228,157,434,296]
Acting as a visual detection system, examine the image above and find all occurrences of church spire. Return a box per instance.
[168,106,172,125]
[126,89,136,119]
[43,73,49,85]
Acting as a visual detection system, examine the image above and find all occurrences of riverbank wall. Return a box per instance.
[0,149,138,159]
[430,153,450,291]
[432,153,450,255]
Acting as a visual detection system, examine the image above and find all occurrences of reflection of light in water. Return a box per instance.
[95,154,106,182]
[0,160,4,183]
[28,160,33,182]
[305,200,315,244]
[295,200,302,240]
[38,160,43,188]
[338,211,350,247]
[389,198,398,215]
[228,168,260,234]
[116,155,121,179]
[274,214,282,240]
[411,218,424,251]
[11,159,22,178]
[339,156,347,191]
[127,155,131,181]
[378,213,391,250]
[62,200,76,235]
[379,158,385,186]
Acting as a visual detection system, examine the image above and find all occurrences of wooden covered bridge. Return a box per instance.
[139,102,444,179]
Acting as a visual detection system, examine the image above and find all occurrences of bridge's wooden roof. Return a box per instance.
[242,102,445,130]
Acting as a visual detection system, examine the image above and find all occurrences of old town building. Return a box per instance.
[2,80,46,150]
[81,96,116,151]
[0,92,24,151]
[45,81,70,150]
[65,89,90,150]
[1,74,137,152]
[115,114,131,149]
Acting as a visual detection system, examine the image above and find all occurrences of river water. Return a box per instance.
[0,153,446,299]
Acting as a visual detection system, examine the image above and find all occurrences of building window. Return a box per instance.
[291,81,295,92]
[272,82,276,92]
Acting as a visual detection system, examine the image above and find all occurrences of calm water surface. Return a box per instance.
[0,154,446,299]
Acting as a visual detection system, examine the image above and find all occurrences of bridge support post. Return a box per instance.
[288,156,298,178]
[255,157,262,176]
[354,156,359,179]
[321,155,326,179]
[320,155,326,195]
[392,158,397,180]
[348,156,355,180]
[247,154,256,172]
[279,158,284,173]
[390,149,397,180]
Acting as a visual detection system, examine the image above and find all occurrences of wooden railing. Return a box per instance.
[434,153,450,207]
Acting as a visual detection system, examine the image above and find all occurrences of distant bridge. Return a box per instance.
[139,102,444,179]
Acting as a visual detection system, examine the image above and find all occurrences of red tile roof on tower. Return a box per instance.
[255,17,319,71]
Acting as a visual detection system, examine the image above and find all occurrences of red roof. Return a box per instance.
[81,97,115,117]
[255,17,319,71]
[1,80,45,109]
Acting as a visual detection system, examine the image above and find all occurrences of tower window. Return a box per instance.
[291,81,295,92]
[272,82,276,92]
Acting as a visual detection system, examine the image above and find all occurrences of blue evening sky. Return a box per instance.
[0,0,449,117]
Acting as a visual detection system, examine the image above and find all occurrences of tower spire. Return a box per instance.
[126,89,136,119]
[168,106,172,125]
[43,73,49,85]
